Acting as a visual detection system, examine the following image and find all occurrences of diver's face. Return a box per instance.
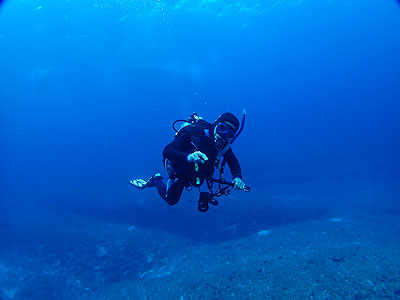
[215,122,236,140]
[214,122,235,151]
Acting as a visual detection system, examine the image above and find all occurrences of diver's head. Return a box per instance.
[213,112,240,152]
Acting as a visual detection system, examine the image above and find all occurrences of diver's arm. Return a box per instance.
[163,135,192,164]
[223,148,242,179]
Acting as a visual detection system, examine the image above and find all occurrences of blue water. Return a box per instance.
[1,0,400,299]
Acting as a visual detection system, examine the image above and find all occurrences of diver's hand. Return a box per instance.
[187,151,208,164]
[232,177,246,190]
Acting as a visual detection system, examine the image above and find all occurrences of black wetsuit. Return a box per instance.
[154,121,242,205]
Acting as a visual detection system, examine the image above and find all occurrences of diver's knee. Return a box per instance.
[166,197,179,206]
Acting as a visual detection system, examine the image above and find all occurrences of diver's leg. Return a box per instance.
[153,178,167,200]
[131,173,183,205]
[130,173,162,189]
[159,159,185,205]
[159,178,184,206]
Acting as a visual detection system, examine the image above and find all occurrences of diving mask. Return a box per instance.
[215,122,236,140]
[214,122,236,152]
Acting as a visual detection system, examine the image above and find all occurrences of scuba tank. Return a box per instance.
[172,112,204,135]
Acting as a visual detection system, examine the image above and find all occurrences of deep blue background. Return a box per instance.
[1,0,399,240]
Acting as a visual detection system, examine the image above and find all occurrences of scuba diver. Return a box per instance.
[129,111,250,212]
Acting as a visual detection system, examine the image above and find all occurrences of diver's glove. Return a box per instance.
[187,151,208,164]
[232,177,246,190]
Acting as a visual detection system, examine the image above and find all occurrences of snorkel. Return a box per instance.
[232,108,246,143]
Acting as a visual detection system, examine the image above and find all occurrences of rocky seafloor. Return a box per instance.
[1,181,399,300]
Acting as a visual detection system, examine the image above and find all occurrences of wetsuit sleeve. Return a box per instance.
[223,148,242,179]
[163,134,192,165]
